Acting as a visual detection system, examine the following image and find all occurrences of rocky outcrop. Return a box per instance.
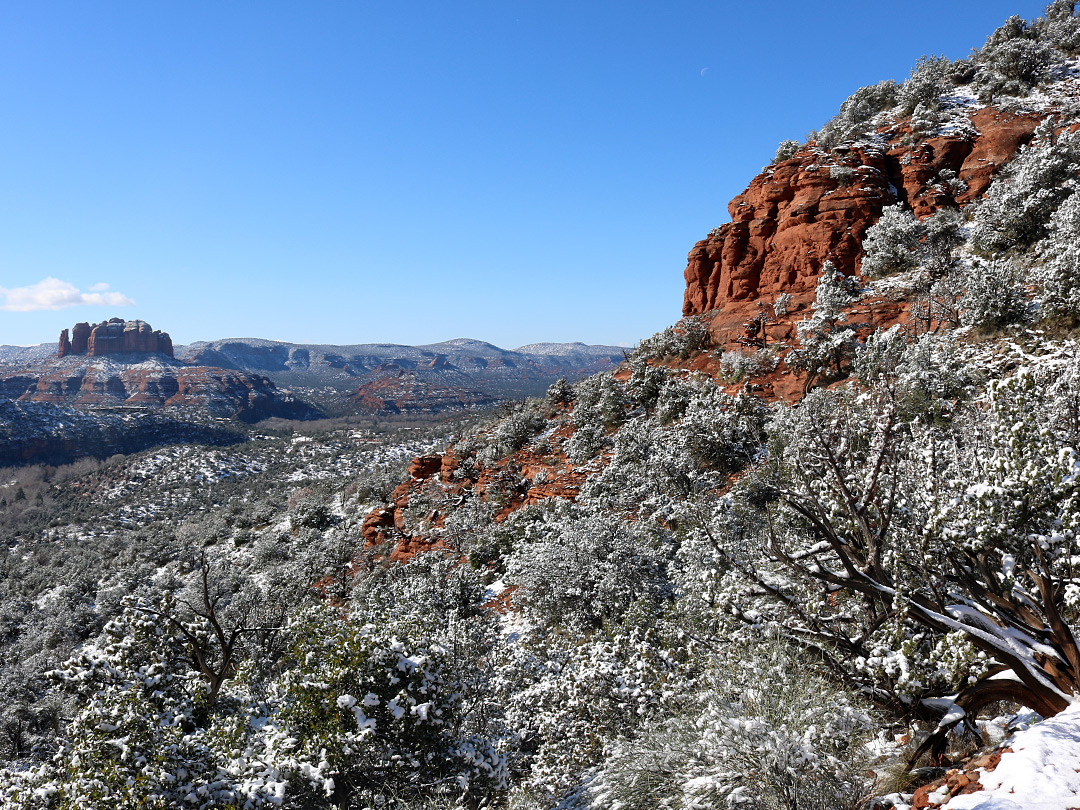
[682,108,1042,333]
[59,318,173,358]
[350,373,499,415]
[407,455,443,479]
[6,361,321,423]
[0,398,243,467]
[71,322,91,354]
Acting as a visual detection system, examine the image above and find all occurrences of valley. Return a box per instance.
[6,3,1080,809]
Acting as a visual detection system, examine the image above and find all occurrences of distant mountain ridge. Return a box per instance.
[0,335,626,426]
[174,337,626,387]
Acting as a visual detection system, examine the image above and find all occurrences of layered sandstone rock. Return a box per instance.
[682,108,1042,343]
[12,362,319,422]
[58,318,173,358]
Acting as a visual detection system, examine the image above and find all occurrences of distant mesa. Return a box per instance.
[58,317,173,359]
[350,373,498,415]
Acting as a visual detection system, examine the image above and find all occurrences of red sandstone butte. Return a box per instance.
[58,317,173,359]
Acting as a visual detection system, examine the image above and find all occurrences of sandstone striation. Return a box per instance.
[4,362,320,423]
[682,108,1041,344]
[59,318,173,358]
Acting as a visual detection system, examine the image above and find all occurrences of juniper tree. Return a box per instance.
[789,262,862,390]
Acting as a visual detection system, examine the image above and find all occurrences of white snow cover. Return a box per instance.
[945,702,1080,809]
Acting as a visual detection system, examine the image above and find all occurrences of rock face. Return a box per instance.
[5,362,320,423]
[59,318,173,359]
[0,398,244,467]
[71,322,91,354]
[682,108,1041,327]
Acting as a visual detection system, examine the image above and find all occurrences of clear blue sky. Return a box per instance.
[0,0,1050,348]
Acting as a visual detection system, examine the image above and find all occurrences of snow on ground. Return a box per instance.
[944,702,1080,810]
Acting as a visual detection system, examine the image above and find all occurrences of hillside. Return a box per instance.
[6,4,1080,809]
[177,336,626,404]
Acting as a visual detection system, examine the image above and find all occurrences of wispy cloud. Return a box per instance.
[0,278,136,312]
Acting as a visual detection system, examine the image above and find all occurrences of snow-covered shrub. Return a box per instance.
[626,352,669,410]
[1038,191,1080,320]
[1035,0,1080,54]
[502,629,678,810]
[772,138,800,163]
[565,417,606,464]
[817,80,900,148]
[679,382,768,475]
[789,262,862,388]
[921,206,964,276]
[717,347,778,382]
[910,102,944,137]
[861,204,926,278]
[276,600,507,809]
[859,329,974,423]
[973,15,1058,99]
[6,599,272,809]
[855,325,910,386]
[505,502,672,630]
[490,401,546,456]
[960,258,1028,329]
[350,459,410,504]
[830,164,856,187]
[971,122,1080,253]
[545,376,574,406]
[588,644,878,810]
[567,372,628,464]
[900,54,954,113]
[721,365,1080,741]
[772,291,792,317]
[581,417,702,511]
[289,495,334,530]
[633,316,711,361]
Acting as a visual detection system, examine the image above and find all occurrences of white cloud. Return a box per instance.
[0,277,136,312]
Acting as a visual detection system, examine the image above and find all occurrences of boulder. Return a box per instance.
[408,455,443,479]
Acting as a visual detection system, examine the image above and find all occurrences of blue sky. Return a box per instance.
[0,0,1050,348]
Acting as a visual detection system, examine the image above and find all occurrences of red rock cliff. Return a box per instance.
[682,108,1041,328]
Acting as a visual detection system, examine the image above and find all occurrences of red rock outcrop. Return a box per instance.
[360,421,591,558]
[682,107,1042,345]
[407,455,443,479]
[71,322,91,354]
[8,362,318,422]
[58,318,173,358]
[350,373,498,414]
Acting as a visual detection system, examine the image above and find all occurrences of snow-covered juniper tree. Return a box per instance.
[715,356,1080,761]
[860,204,926,279]
[587,641,878,810]
[1038,191,1080,321]
[972,120,1080,253]
[789,261,862,391]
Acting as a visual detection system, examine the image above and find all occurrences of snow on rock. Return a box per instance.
[903,703,1080,810]
[944,704,1080,809]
